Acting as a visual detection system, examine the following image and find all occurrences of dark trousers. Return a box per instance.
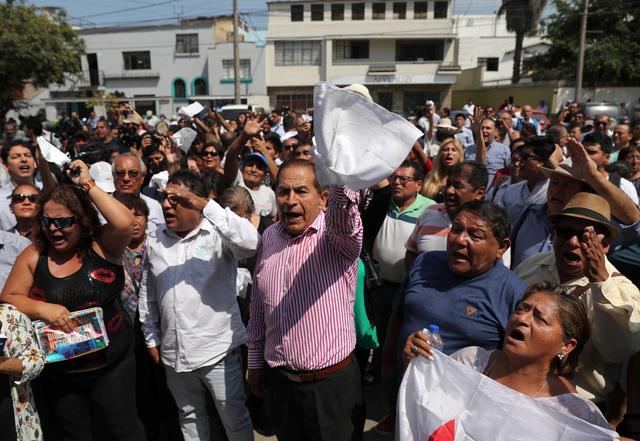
[370,280,401,376]
[266,359,365,441]
[35,348,146,441]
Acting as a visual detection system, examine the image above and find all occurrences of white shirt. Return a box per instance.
[619,176,640,206]
[140,193,164,235]
[138,199,261,372]
[417,114,441,153]
[240,183,277,217]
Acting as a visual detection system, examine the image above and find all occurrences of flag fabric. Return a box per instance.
[312,82,422,190]
[397,353,619,441]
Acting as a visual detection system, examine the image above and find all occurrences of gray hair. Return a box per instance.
[219,186,254,218]
[112,152,147,175]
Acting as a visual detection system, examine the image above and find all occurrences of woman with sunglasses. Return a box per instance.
[200,142,224,174]
[8,184,40,241]
[0,160,145,441]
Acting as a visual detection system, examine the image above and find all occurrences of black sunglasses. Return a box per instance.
[41,216,76,229]
[11,194,38,203]
[202,151,220,157]
[554,226,584,241]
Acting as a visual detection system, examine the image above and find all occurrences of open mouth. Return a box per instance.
[18,165,31,173]
[452,251,467,260]
[509,328,525,341]
[562,251,581,265]
[284,212,302,222]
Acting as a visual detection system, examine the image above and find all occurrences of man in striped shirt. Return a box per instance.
[247,159,364,441]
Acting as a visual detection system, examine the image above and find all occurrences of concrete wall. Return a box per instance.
[452,83,557,110]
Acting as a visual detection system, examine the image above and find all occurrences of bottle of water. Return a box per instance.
[427,324,444,352]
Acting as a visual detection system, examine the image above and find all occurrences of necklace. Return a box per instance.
[484,352,551,398]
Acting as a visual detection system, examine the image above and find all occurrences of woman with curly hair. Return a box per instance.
[0,160,144,441]
[421,138,464,202]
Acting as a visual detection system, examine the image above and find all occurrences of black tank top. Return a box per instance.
[30,248,133,373]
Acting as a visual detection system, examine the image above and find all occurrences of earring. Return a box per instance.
[557,352,564,362]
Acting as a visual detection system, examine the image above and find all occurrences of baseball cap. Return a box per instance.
[89,161,116,193]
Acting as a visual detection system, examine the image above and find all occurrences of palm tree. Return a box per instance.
[498,0,548,83]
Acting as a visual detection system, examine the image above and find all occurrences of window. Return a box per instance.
[175,33,198,54]
[378,92,393,110]
[434,1,448,18]
[276,94,314,112]
[123,51,151,70]
[311,4,324,21]
[275,41,321,66]
[414,1,428,19]
[173,79,186,98]
[222,59,251,79]
[478,57,499,71]
[352,3,365,20]
[372,2,386,19]
[331,3,344,20]
[393,2,406,19]
[334,40,370,60]
[193,78,207,95]
[291,4,304,21]
[396,39,444,61]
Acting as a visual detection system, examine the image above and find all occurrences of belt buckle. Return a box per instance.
[282,370,303,383]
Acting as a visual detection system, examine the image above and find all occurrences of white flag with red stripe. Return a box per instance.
[397,353,619,441]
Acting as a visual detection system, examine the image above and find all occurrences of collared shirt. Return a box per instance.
[510,203,552,269]
[464,141,511,178]
[455,127,475,148]
[0,230,30,290]
[495,179,549,224]
[373,193,434,283]
[138,199,260,372]
[140,193,164,235]
[515,252,640,402]
[247,186,362,371]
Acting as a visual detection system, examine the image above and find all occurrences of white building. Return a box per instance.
[29,16,268,120]
[455,14,547,86]
[265,0,461,115]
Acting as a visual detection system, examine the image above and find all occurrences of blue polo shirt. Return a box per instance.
[396,251,526,355]
[464,140,510,176]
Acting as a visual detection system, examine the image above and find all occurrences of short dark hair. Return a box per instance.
[34,185,100,254]
[455,200,510,242]
[265,132,283,155]
[202,142,224,161]
[519,136,557,164]
[448,161,488,190]
[1,140,35,164]
[398,160,424,181]
[583,132,613,154]
[24,117,43,136]
[520,281,590,378]
[619,145,640,162]
[276,159,321,190]
[167,170,206,197]
[115,193,149,217]
[202,170,227,200]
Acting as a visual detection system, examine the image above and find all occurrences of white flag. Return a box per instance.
[172,128,197,153]
[312,82,422,190]
[397,353,618,441]
[37,136,70,168]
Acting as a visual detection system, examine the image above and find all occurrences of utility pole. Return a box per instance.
[233,0,241,104]
[575,0,589,102]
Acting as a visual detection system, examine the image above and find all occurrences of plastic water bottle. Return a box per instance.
[427,324,444,352]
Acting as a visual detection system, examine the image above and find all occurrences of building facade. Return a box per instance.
[34,16,268,120]
[265,0,461,115]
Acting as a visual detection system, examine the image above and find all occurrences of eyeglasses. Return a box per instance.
[201,151,220,157]
[157,192,178,205]
[11,194,38,203]
[390,175,419,185]
[114,169,141,179]
[41,216,76,229]
[595,120,609,126]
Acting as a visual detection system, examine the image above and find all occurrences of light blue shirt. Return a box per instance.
[0,230,30,291]
[464,141,510,176]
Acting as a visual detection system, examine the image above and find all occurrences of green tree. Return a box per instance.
[498,0,548,84]
[0,1,84,118]
[525,0,640,85]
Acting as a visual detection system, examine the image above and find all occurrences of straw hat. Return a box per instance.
[548,192,619,238]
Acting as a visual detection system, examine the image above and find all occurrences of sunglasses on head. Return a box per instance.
[11,194,38,203]
[41,216,76,229]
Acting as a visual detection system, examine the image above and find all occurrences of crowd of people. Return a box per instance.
[0,89,640,441]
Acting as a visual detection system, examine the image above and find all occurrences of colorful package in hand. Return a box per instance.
[33,307,109,363]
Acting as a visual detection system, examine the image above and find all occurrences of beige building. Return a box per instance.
[266,0,461,115]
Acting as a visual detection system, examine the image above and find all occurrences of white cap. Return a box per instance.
[89,161,116,193]
[342,83,373,103]
[425,100,435,107]
[280,130,298,142]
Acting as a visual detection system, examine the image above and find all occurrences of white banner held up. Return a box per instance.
[36,136,70,168]
[172,128,197,153]
[312,82,422,190]
[397,354,618,441]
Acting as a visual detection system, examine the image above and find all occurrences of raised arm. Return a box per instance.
[326,186,362,261]
[67,160,134,259]
[471,107,487,164]
[224,120,260,186]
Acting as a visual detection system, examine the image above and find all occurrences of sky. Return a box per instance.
[29,0,511,29]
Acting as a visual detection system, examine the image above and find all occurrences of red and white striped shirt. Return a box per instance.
[247,186,362,371]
